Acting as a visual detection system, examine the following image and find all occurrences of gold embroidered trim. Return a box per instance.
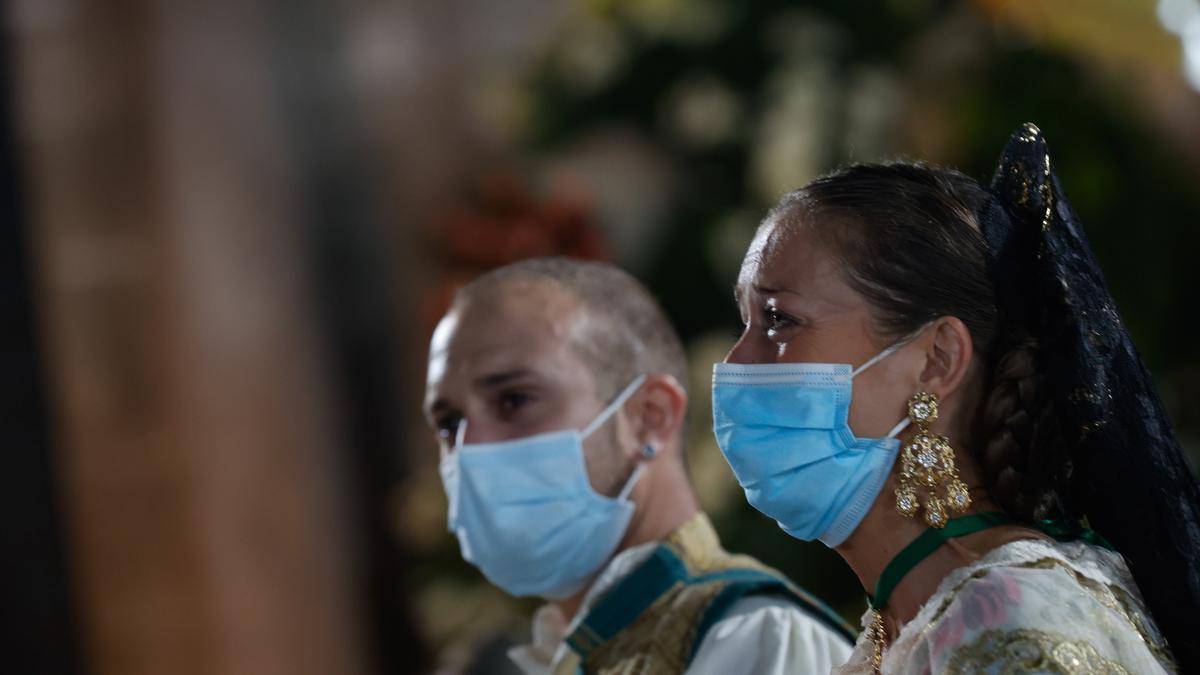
[911,555,1176,672]
[1025,558,1174,670]
[945,628,1129,674]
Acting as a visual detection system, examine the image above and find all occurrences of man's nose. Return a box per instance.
[452,417,508,447]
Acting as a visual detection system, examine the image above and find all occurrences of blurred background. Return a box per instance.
[4,1,1200,674]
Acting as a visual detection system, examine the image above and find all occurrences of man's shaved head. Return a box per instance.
[452,257,688,402]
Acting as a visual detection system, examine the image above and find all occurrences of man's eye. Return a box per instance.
[435,415,462,440]
[498,390,533,416]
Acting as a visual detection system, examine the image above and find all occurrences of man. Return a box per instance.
[425,257,853,674]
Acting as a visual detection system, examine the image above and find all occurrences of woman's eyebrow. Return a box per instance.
[754,283,804,297]
[753,282,811,300]
[736,283,792,298]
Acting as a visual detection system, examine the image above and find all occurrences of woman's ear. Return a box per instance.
[632,373,688,453]
[918,317,974,398]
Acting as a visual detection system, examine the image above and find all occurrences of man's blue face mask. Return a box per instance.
[711,335,918,548]
[439,375,648,600]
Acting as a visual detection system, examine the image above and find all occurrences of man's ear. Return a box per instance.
[917,317,974,398]
[631,373,688,456]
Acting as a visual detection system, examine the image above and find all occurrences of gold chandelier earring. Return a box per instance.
[894,392,971,528]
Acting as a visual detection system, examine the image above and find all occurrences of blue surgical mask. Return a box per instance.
[439,375,647,599]
[711,339,914,547]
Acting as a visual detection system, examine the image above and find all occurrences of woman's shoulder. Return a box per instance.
[891,538,1176,674]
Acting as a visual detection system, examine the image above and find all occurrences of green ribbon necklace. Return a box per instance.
[865,512,1111,673]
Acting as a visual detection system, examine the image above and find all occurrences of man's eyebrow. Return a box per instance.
[424,397,450,420]
[422,368,534,419]
[473,368,532,388]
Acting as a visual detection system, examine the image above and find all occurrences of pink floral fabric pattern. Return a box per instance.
[834,539,1176,674]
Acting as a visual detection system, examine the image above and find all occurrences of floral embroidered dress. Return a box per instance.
[835,537,1176,674]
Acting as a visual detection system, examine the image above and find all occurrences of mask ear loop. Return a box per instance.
[885,417,911,439]
[454,418,467,451]
[581,374,651,502]
[581,374,649,439]
[615,443,658,501]
[616,463,647,501]
[850,342,903,378]
[849,322,934,379]
[850,323,930,441]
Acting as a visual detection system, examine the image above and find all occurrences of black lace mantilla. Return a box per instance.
[978,122,1200,671]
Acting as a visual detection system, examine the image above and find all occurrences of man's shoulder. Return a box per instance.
[687,594,857,675]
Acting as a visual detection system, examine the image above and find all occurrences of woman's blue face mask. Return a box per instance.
[711,336,916,547]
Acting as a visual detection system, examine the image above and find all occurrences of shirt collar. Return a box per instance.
[507,540,659,675]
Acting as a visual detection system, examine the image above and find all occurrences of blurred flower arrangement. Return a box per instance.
[433,173,605,266]
[422,171,607,333]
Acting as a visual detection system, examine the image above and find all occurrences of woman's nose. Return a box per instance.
[725,331,762,364]
[720,326,777,362]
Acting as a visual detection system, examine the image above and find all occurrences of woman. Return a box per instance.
[711,124,1198,673]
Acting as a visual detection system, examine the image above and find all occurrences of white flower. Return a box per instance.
[1158,0,1200,90]
[750,62,838,201]
[661,74,745,148]
[554,17,629,94]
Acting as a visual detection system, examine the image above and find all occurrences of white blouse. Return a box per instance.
[835,538,1176,674]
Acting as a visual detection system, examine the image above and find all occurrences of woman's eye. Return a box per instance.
[762,307,795,337]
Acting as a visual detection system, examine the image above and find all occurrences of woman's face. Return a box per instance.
[726,215,925,438]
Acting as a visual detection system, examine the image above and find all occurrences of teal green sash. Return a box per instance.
[564,544,854,667]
